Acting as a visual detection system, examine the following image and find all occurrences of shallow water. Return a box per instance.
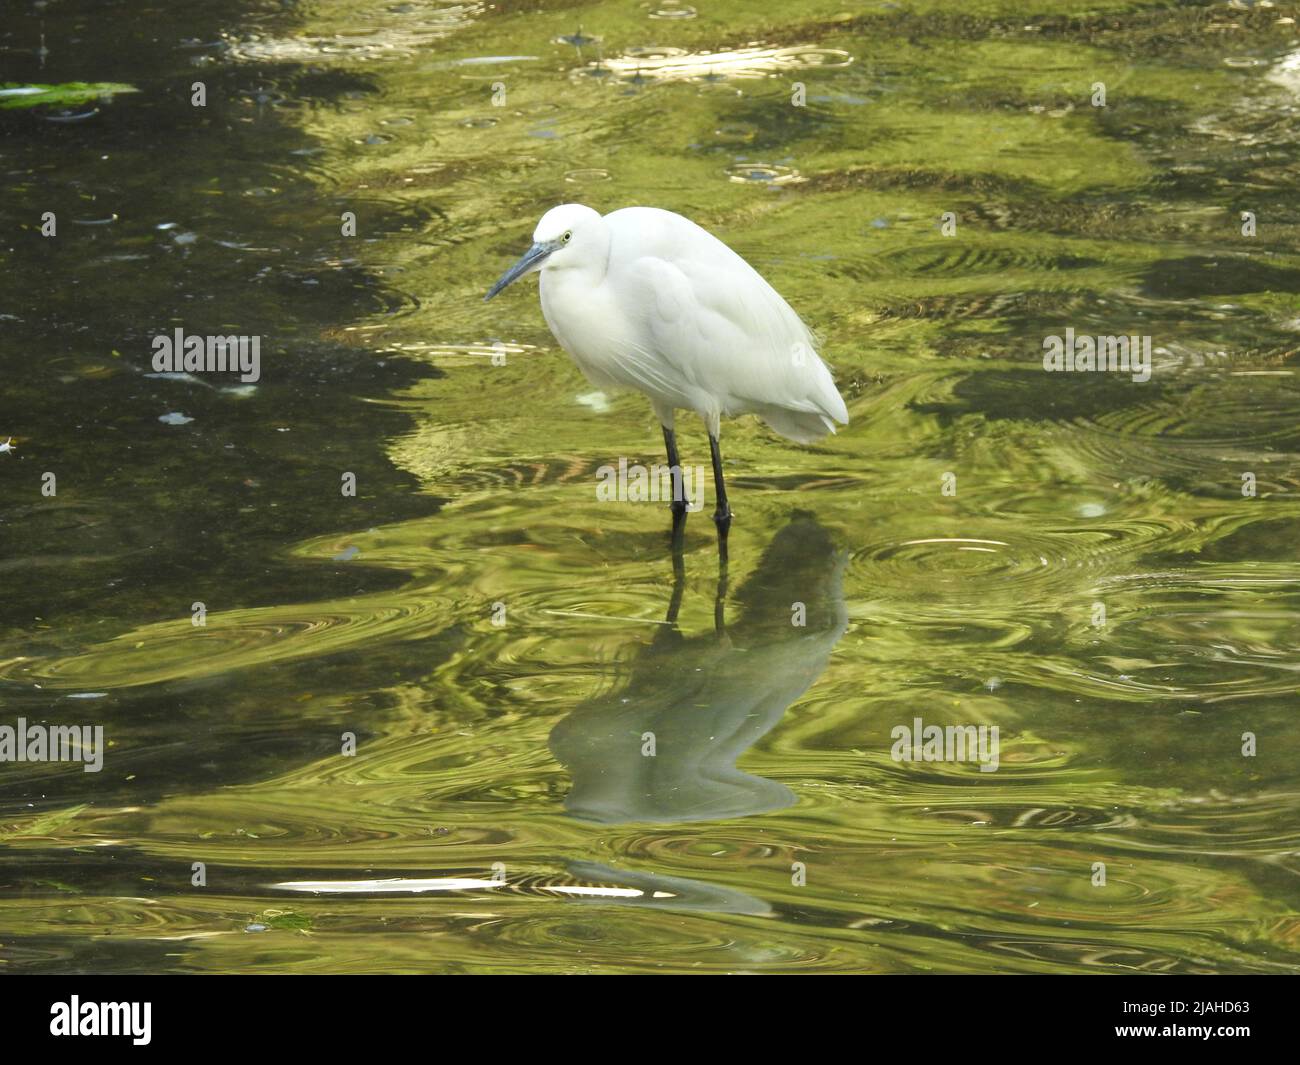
[2,0,1299,974]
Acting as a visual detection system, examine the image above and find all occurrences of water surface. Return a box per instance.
[2,0,1299,973]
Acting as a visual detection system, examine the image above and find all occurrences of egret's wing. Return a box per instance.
[617,253,848,431]
[606,210,847,434]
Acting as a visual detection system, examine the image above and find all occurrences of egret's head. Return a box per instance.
[484,203,604,301]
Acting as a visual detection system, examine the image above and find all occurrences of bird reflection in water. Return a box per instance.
[550,515,847,824]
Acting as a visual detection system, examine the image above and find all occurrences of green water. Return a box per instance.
[2,0,1299,974]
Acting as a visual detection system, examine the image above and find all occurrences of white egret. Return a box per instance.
[485,204,848,537]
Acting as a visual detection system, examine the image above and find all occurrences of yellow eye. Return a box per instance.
[563,231,572,243]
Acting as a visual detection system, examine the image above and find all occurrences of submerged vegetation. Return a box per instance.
[0,82,138,109]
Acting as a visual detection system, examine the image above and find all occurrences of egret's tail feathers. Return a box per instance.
[810,354,850,426]
[761,406,841,445]
[821,386,849,427]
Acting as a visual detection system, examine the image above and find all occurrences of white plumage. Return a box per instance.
[485,203,849,530]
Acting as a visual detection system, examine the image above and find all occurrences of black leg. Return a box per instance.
[709,433,732,539]
[662,425,687,517]
[660,423,691,548]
